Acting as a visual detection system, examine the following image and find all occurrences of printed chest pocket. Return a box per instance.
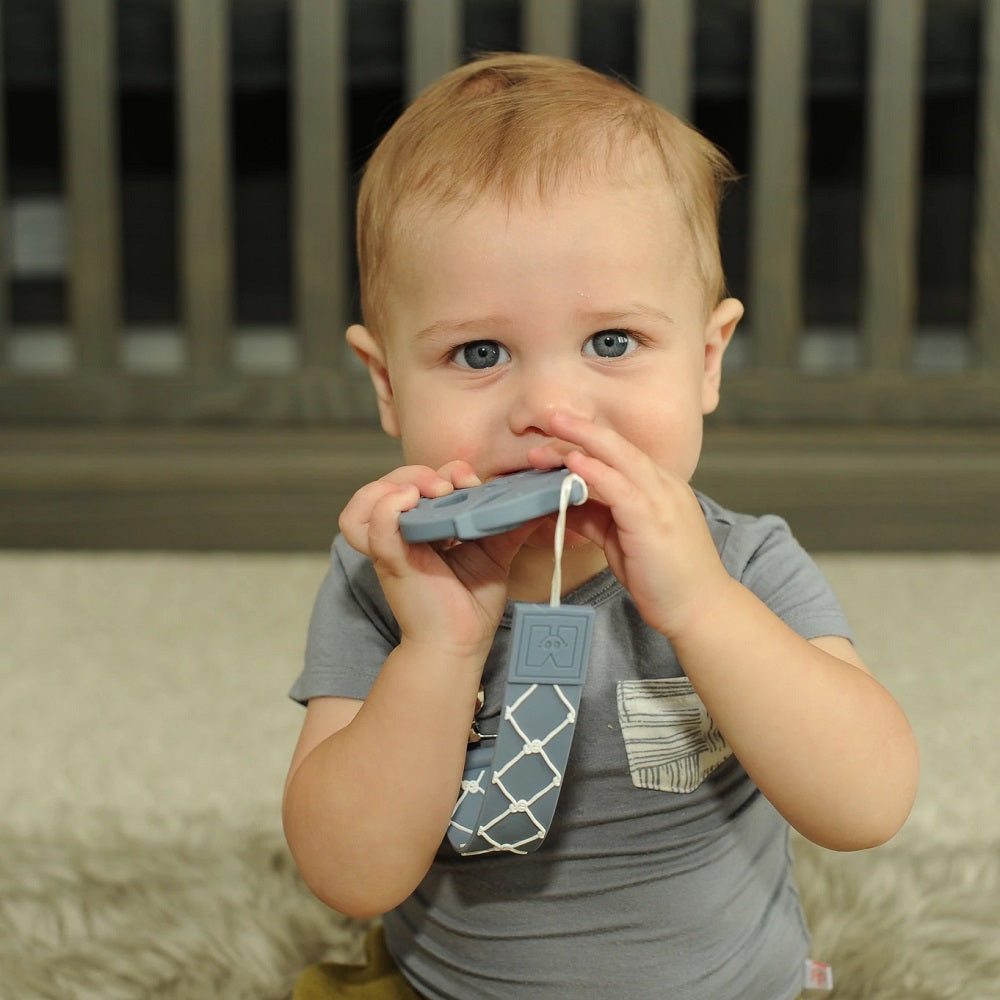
[616,678,732,793]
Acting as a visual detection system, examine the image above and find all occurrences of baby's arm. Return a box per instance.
[282,462,536,918]
[535,412,919,851]
[666,591,917,850]
[283,649,482,919]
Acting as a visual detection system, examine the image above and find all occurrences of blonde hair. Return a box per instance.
[356,52,736,335]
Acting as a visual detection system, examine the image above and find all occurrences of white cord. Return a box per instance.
[550,473,588,607]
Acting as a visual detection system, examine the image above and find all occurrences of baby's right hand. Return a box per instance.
[339,462,535,656]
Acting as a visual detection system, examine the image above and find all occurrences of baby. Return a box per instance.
[283,53,918,1000]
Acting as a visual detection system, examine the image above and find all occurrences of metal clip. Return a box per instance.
[468,720,498,744]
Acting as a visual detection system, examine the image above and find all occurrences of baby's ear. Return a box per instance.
[346,324,401,438]
[701,297,743,415]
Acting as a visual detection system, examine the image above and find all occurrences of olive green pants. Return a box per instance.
[293,926,424,1000]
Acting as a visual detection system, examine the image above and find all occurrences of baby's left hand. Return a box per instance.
[529,412,731,640]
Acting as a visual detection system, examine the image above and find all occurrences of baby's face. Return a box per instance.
[363,174,739,490]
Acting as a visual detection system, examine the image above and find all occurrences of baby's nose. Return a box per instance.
[507,364,593,438]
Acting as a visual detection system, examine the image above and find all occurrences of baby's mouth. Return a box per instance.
[489,447,574,481]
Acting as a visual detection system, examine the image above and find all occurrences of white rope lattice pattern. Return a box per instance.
[449,682,577,854]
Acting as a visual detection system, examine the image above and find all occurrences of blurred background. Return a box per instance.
[1,0,998,551]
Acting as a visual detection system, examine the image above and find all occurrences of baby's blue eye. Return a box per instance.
[585,330,636,359]
[453,341,511,370]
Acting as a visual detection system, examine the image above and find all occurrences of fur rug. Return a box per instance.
[793,836,1000,999]
[0,819,368,1000]
[1,818,996,999]
[4,551,999,999]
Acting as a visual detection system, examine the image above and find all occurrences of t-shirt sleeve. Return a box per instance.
[704,498,854,644]
[288,535,400,705]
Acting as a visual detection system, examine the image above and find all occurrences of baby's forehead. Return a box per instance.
[387,166,688,261]
[378,181,703,332]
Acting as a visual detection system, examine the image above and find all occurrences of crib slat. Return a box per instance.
[748,0,808,368]
[637,0,693,120]
[177,0,232,373]
[292,0,348,366]
[406,0,462,102]
[62,0,121,372]
[973,0,1000,370]
[861,0,925,370]
[522,0,577,58]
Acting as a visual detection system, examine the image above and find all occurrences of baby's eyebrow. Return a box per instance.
[415,316,513,342]
[579,304,675,327]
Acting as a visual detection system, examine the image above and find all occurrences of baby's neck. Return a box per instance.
[506,542,609,604]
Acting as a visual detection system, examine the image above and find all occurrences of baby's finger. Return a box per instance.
[339,477,407,538]
[339,465,459,544]
[339,476,423,556]
[379,464,456,498]
[436,459,482,491]
[337,487,385,554]
[560,499,615,548]
[475,518,545,569]
[546,412,649,474]
[364,482,421,565]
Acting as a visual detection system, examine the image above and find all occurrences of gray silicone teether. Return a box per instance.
[399,469,587,543]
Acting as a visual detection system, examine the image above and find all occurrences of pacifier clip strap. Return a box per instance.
[448,474,595,856]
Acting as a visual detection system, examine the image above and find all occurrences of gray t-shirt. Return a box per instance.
[290,494,852,1000]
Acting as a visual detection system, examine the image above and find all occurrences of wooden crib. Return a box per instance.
[2,0,998,550]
